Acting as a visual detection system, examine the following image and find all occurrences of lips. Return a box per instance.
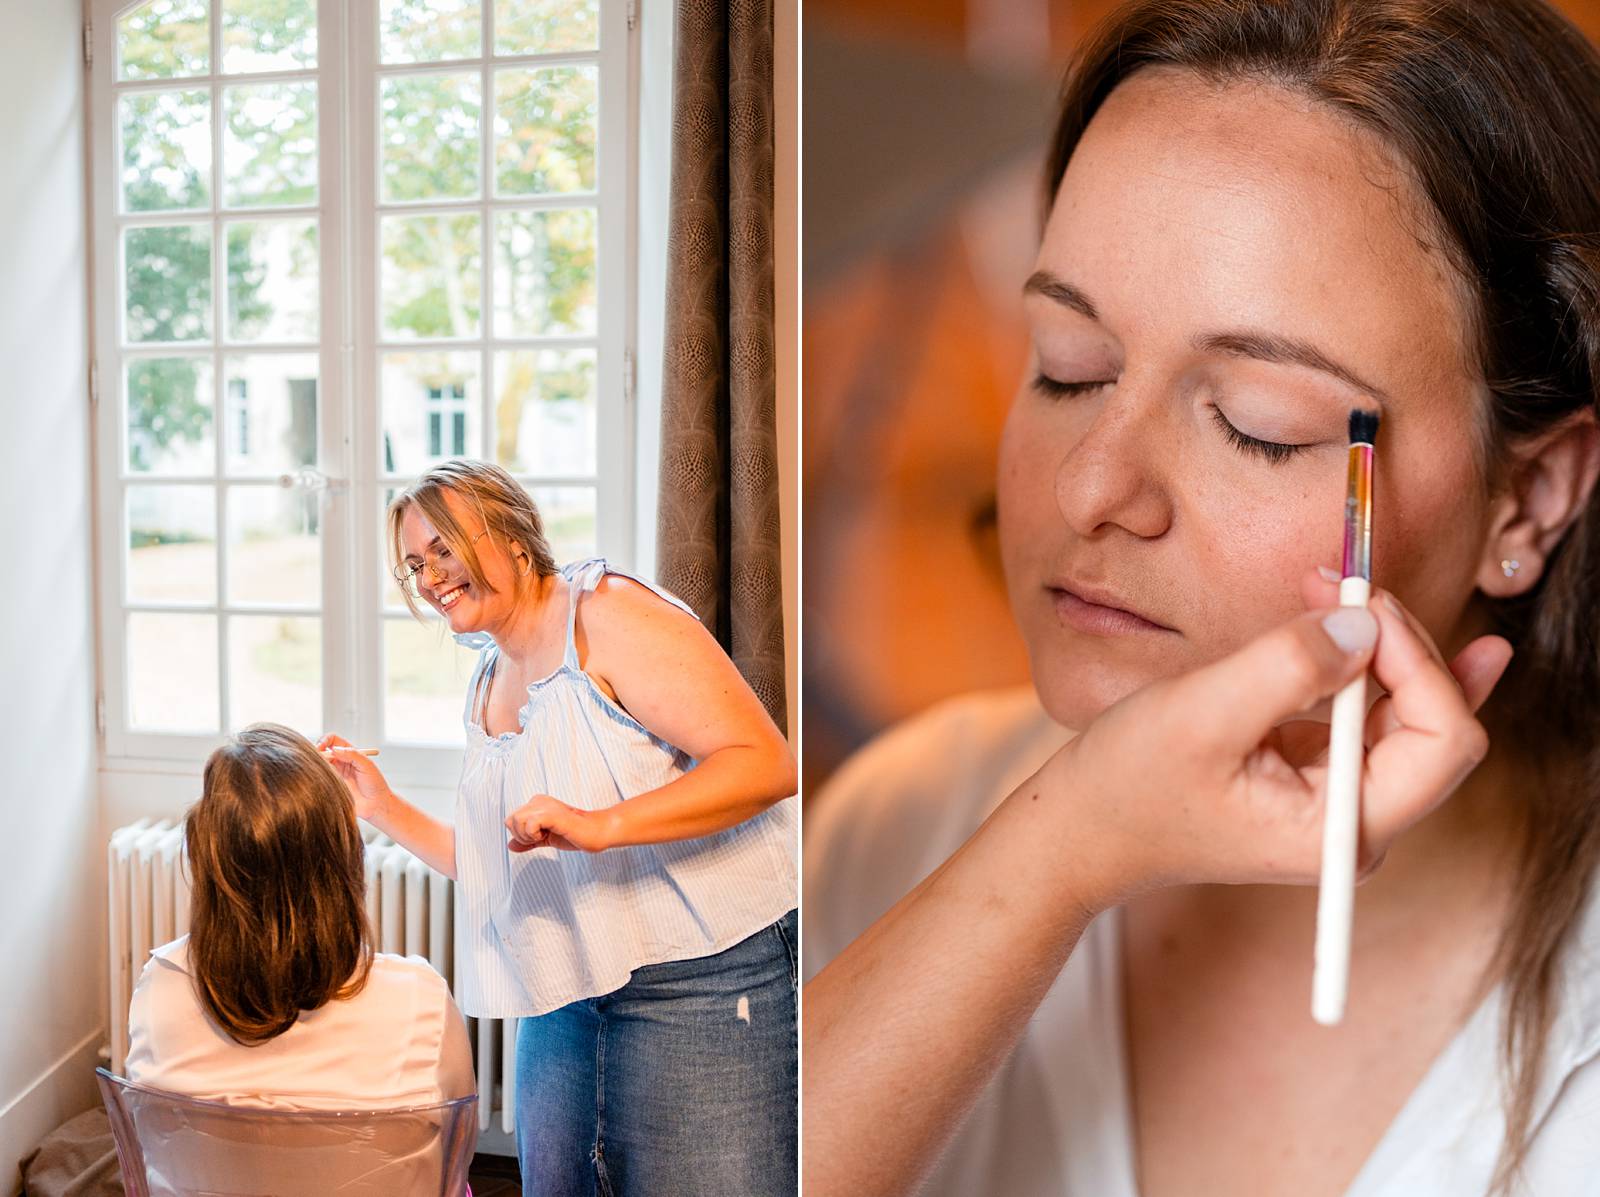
[433,581,469,610]
[1045,576,1175,634]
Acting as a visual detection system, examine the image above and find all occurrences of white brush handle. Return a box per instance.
[1313,574,1370,1026]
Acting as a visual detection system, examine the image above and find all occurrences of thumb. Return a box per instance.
[1180,605,1378,758]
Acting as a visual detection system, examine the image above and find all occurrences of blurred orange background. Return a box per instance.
[800,0,1600,796]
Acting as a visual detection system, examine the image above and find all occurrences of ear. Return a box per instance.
[1477,409,1600,597]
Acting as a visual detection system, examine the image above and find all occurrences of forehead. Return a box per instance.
[1041,67,1478,413]
[398,487,471,552]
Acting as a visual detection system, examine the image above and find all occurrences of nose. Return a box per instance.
[1052,386,1175,541]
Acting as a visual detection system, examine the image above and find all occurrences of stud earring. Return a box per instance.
[1501,558,1521,578]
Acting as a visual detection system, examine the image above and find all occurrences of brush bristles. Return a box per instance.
[1348,408,1380,445]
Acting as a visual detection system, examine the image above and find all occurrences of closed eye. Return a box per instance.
[1032,372,1113,399]
[1209,406,1308,464]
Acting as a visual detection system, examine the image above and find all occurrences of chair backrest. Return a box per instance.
[95,1068,477,1197]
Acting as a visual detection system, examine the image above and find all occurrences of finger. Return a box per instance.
[1358,598,1489,845]
[1448,635,1514,714]
[1300,565,1342,611]
[1369,588,1449,674]
[1303,572,1454,677]
[1182,605,1377,759]
[1360,632,1505,750]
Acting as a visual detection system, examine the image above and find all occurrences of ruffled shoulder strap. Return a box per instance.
[561,557,699,669]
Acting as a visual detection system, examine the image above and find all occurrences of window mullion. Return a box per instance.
[318,0,358,740]
[345,0,386,754]
[211,10,230,733]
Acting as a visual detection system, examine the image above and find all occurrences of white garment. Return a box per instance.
[126,935,475,1111]
[804,688,1600,1197]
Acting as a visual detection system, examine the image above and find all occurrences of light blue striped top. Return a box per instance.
[450,557,799,1018]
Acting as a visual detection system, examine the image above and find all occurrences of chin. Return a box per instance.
[1029,651,1158,731]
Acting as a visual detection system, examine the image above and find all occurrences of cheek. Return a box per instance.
[1178,467,1340,648]
[996,399,1066,545]
[1369,463,1487,650]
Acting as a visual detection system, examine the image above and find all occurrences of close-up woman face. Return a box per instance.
[999,65,1505,730]
[398,487,528,634]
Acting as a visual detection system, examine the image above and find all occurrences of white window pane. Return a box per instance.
[118,0,210,81]
[129,613,220,732]
[494,66,596,197]
[380,352,482,474]
[379,0,481,63]
[492,209,595,336]
[525,485,595,564]
[492,349,594,476]
[229,615,321,733]
[127,485,216,603]
[223,83,319,208]
[381,214,482,339]
[381,73,482,202]
[222,0,318,73]
[223,354,318,475]
[120,89,212,213]
[227,487,319,606]
[125,224,213,344]
[384,618,477,745]
[226,219,319,342]
[494,0,597,55]
[127,357,214,475]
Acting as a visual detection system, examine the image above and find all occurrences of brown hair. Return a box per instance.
[385,458,559,620]
[187,723,374,1045]
[1046,2,1600,1189]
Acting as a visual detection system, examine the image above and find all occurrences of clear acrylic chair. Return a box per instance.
[95,1068,478,1196]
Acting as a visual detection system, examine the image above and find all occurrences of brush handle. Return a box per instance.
[1313,575,1370,1026]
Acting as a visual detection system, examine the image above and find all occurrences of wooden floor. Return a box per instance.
[467,1151,522,1196]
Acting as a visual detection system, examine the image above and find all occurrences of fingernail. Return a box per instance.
[1383,592,1403,618]
[1323,607,1378,653]
[1317,566,1341,583]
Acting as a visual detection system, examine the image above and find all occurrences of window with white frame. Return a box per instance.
[90,0,632,777]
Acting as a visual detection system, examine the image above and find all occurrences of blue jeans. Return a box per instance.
[514,909,798,1196]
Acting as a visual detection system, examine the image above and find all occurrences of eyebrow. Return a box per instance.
[1024,270,1098,320]
[1022,270,1391,406]
[403,536,444,560]
[1198,331,1390,406]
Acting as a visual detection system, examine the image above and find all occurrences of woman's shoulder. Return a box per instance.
[568,557,699,622]
[810,687,1069,840]
[803,688,1072,978]
[363,952,458,1009]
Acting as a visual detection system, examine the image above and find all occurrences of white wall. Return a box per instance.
[0,0,103,1192]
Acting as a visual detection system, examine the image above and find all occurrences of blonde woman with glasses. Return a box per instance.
[320,459,798,1197]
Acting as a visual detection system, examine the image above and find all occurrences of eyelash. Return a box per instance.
[1031,373,1108,400]
[1207,406,1308,464]
[1030,373,1309,465]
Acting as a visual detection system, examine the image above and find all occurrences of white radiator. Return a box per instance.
[107,820,519,1141]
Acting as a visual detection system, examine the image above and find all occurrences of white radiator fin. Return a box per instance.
[108,824,517,1137]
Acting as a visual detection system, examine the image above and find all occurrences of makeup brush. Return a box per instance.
[1313,407,1380,1027]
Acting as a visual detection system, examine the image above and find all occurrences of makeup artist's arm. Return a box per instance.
[502,577,795,853]
[318,735,456,879]
[803,588,1512,1197]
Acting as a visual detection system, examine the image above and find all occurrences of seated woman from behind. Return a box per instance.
[126,723,474,1111]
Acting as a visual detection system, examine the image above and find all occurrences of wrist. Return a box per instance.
[1029,739,1142,918]
[368,786,399,829]
[597,804,627,850]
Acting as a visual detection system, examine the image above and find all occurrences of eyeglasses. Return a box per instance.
[393,530,488,594]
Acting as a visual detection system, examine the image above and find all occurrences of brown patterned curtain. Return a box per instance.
[657,0,787,729]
